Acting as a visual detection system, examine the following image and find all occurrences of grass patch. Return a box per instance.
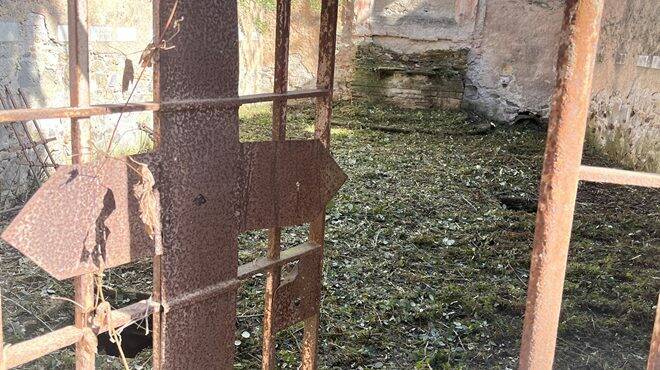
[1,101,657,369]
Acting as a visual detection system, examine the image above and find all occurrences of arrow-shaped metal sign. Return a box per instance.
[1,139,345,280]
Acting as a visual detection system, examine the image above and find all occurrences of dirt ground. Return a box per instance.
[0,101,658,369]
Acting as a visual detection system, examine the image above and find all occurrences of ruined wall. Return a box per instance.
[350,0,658,171]
[238,0,321,94]
[351,44,466,109]
[0,0,154,207]
[462,0,565,122]
[345,0,477,109]
[588,0,660,172]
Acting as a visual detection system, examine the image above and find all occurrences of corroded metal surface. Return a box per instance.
[519,1,604,369]
[0,90,330,124]
[264,0,292,364]
[153,0,240,367]
[0,140,344,281]
[239,140,346,232]
[302,0,340,367]
[272,249,323,332]
[0,0,343,368]
[1,157,157,280]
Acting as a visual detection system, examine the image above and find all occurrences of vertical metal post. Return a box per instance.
[648,294,660,370]
[302,0,339,367]
[67,1,95,368]
[518,1,604,369]
[263,0,291,368]
[153,1,240,368]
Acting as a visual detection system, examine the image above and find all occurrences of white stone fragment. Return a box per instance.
[57,25,69,42]
[636,55,651,68]
[0,21,20,42]
[652,56,660,69]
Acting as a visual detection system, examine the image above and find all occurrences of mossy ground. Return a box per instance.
[0,101,658,369]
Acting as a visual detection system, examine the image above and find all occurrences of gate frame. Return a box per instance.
[0,0,340,368]
[518,1,660,369]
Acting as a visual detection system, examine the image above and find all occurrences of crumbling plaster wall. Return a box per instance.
[462,0,565,122]
[588,0,659,172]
[0,0,154,207]
[353,0,478,52]
[352,0,658,171]
[237,0,358,96]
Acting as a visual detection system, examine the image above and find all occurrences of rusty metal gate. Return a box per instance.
[518,1,660,369]
[0,0,344,368]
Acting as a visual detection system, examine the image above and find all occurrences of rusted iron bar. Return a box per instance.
[4,326,82,369]
[303,0,340,367]
[67,1,95,369]
[4,88,50,176]
[154,1,241,367]
[0,90,330,124]
[580,165,660,188]
[649,294,660,370]
[3,299,158,369]
[161,280,242,312]
[519,1,604,369]
[238,242,320,279]
[263,0,292,367]
[17,89,58,167]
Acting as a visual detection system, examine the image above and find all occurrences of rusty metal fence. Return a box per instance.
[0,0,344,369]
[518,1,660,370]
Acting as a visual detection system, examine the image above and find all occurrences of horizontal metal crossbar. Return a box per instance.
[579,165,660,188]
[1,242,320,369]
[238,242,321,279]
[3,299,159,369]
[0,89,330,124]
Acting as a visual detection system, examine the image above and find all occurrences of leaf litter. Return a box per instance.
[0,101,658,369]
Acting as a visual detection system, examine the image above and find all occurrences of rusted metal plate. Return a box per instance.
[1,156,157,280]
[272,249,323,333]
[0,139,345,281]
[239,140,346,232]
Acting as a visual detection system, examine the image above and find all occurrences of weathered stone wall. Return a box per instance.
[351,44,466,109]
[462,0,565,122]
[0,0,154,207]
[349,0,659,171]
[588,0,659,172]
[343,0,477,109]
